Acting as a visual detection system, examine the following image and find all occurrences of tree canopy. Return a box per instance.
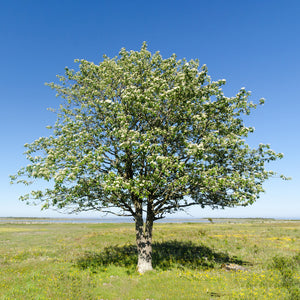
[11,43,285,272]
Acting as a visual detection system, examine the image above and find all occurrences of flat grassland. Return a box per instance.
[0,219,299,299]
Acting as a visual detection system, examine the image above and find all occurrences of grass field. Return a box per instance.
[0,219,299,299]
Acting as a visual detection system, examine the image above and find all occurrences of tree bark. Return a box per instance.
[135,201,154,273]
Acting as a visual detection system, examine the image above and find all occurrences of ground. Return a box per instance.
[0,219,299,299]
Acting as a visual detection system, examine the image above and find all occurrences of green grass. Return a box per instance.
[0,220,299,299]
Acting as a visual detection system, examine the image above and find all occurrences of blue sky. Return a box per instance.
[0,0,299,218]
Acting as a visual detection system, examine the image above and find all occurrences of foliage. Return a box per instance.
[11,43,285,219]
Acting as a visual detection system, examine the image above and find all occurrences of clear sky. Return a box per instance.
[1,0,299,219]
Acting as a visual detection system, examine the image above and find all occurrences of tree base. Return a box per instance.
[137,260,153,274]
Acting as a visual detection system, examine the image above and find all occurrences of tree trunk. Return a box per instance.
[135,209,154,273]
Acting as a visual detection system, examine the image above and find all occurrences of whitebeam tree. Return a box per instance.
[11,43,285,273]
